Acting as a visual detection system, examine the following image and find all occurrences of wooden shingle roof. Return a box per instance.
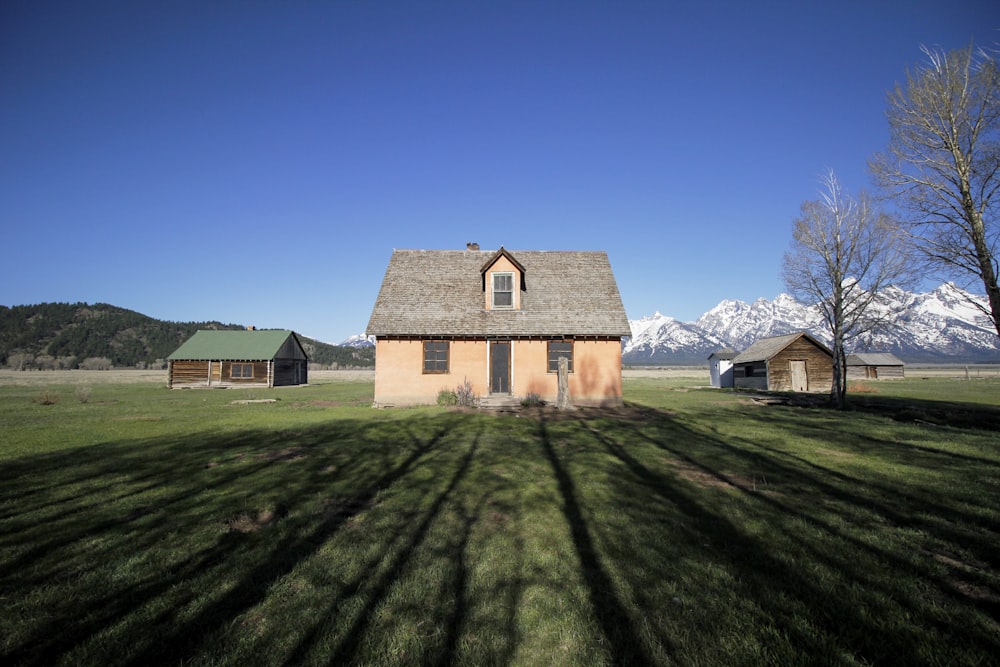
[732,332,832,364]
[366,249,630,337]
[167,329,305,361]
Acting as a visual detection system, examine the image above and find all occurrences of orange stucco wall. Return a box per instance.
[373,337,622,407]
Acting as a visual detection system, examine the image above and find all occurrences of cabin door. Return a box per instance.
[790,360,808,392]
[490,341,510,394]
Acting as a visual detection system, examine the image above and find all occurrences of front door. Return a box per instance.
[790,360,807,392]
[490,341,510,394]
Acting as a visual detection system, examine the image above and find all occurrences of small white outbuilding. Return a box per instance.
[708,348,736,388]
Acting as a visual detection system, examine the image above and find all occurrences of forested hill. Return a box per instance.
[0,302,374,370]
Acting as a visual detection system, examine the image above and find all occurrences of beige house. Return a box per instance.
[366,246,630,407]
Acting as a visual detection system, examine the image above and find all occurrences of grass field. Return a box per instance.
[2,372,999,665]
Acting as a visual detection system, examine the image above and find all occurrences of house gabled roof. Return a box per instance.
[708,348,736,361]
[732,332,832,364]
[366,248,630,337]
[480,246,526,275]
[167,329,306,361]
[846,352,904,366]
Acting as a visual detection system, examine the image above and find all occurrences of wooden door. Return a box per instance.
[790,360,807,392]
[490,341,510,394]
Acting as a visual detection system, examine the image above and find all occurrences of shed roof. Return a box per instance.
[708,348,737,361]
[366,248,630,337]
[732,332,832,364]
[846,353,904,366]
[167,329,304,361]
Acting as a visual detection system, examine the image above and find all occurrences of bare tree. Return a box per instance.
[783,170,911,408]
[870,43,1000,338]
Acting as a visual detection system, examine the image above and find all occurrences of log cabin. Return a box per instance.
[167,329,308,388]
[365,246,630,407]
[732,332,833,392]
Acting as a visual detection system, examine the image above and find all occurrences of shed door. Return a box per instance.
[490,341,510,394]
[790,360,807,392]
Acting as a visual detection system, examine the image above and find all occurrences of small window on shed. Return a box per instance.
[423,341,449,374]
[492,272,514,308]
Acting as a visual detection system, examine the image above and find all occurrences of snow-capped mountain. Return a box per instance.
[623,312,724,364]
[339,334,375,348]
[624,283,1000,364]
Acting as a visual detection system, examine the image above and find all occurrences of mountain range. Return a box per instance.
[622,283,1000,364]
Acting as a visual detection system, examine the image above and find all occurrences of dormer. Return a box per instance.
[480,247,526,311]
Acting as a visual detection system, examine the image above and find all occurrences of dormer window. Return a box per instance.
[492,272,514,308]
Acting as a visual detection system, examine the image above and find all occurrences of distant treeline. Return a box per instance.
[0,302,373,370]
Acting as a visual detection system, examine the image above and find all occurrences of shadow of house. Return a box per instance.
[732,332,833,392]
[167,329,308,388]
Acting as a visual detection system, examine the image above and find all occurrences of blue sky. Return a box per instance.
[2,1,997,343]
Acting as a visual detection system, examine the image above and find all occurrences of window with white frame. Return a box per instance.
[492,272,514,308]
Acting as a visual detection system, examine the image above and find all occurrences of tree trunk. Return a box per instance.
[557,357,571,409]
[967,206,1000,339]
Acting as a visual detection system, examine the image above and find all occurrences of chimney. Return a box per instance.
[466,242,479,251]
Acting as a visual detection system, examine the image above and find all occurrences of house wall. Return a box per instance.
[169,360,272,387]
[709,359,734,388]
[847,365,904,380]
[169,360,211,387]
[372,337,623,407]
[273,359,308,386]
[733,362,768,390]
[512,339,623,406]
[170,359,309,388]
[374,338,489,405]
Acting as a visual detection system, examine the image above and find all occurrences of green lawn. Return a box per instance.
[2,376,999,665]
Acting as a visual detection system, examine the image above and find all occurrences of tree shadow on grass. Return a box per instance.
[848,393,1000,432]
[568,401,1000,663]
[4,401,999,665]
[537,412,659,665]
[0,413,465,666]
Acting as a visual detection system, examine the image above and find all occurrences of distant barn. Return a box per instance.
[846,353,905,380]
[167,329,308,388]
[732,332,833,392]
[708,348,736,388]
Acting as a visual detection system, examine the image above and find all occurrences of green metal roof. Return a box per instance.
[167,329,301,361]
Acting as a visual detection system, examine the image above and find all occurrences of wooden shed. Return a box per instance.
[846,353,905,380]
[708,348,736,388]
[167,329,308,388]
[732,332,833,392]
